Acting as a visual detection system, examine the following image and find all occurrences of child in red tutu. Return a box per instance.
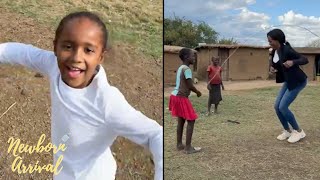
[169,48,202,154]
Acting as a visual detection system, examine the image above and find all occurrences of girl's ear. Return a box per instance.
[99,50,107,63]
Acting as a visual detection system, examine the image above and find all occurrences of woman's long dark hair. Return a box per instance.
[267,28,297,59]
[267,28,292,47]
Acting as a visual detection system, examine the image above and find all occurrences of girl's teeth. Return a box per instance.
[71,67,80,70]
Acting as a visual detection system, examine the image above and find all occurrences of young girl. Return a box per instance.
[207,56,224,115]
[0,12,163,180]
[169,48,202,154]
[267,28,308,143]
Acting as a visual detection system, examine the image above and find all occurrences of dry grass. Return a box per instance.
[164,85,320,180]
[0,0,163,59]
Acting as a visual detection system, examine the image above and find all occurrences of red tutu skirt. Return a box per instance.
[168,95,198,120]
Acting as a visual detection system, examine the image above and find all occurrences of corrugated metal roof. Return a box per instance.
[195,44,270,50]
[165,44,320,54]
[194,44,320,54]
[164,45,197,53]
[294,47,320,54]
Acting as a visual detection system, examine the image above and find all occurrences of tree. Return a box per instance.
[217,37,238,45]
[164,17,218,48]
[196,21,218,44]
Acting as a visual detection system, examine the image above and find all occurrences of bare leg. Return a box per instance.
[177,117,185,150]
[214,103,219,114]
[185,120,201,154]
[207,99,211,116]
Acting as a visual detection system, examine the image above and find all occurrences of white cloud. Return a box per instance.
[238,8,270,28]
[276,11,320,46]
[213,8,270,45]
[206,0,256,11]
[164,0,256,17]
[278,10,320,25]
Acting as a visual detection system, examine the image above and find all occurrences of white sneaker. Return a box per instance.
[287,130,306,143]
[277,130,291,141]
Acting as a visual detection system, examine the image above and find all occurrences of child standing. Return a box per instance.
[267,28,308,143]
[0,12,162,180]
[169,48,202,154]
[207,56,224,115]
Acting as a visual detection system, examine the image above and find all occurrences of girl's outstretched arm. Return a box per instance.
[0,42,56,76]
[104,87,163,180]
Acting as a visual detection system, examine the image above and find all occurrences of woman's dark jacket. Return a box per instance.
[270,45,309,90]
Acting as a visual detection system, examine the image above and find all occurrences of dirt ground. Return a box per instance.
[0,7,162,180]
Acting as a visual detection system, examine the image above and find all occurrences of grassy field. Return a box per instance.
[164,85,320,180]
[0,0,163,59]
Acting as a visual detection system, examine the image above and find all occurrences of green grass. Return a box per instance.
[164,85,320,180]
[0,0,162,59]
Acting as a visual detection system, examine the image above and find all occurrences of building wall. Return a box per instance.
[196,48,219,80]
[228,48,269,80]
[164,52,180,85]
[300,54,315,80]
[164,52,195,86]
[197,48,269,81]
[218,48,230,81]
[181,47,318,83]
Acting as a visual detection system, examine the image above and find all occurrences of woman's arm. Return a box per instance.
[287,48,309,65]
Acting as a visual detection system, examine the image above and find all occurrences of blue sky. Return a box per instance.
[164,0,320,46]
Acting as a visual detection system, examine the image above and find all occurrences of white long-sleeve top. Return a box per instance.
[0,42,163,180]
